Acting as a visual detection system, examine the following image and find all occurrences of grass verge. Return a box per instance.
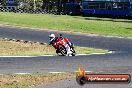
[0,12,132,37]
[0,39,108,56]
[0,73,75,88]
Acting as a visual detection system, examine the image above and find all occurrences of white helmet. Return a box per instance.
[49,34,55,41]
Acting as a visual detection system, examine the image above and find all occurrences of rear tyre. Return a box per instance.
[58,45,67,56]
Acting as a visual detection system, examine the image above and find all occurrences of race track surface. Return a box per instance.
[0,26,132,88]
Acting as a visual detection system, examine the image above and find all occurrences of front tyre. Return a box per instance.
[71,47,76,56]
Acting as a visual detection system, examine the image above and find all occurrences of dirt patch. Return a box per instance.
[0,73,75,88]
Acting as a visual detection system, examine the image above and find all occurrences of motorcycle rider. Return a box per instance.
[49,34,72,55]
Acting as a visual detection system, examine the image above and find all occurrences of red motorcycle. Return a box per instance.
[52,37,76,56]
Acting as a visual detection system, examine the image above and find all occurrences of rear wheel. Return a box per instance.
[58,45,67,56]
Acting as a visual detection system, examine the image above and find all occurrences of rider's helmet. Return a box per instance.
[49,34,55,42]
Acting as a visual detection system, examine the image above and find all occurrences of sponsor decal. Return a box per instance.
[76,66,131,85]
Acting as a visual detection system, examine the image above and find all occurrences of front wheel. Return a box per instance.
[71,47,76,56]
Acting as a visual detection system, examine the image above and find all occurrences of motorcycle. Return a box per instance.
[52,37,76,56]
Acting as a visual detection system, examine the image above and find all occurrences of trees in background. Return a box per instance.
[16,0,43,10]
[0,0,2,6]
[1,0,6,6]
[0,0,81,14]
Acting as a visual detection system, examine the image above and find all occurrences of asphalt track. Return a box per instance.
[0,26,132,88]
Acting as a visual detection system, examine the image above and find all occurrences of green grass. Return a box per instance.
[0,12,132,37]
[75,46,107,54]
[0,39,108,56]
[0,73,75,88]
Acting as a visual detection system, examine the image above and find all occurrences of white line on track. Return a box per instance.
[14,73,31,75]
[48,72,66,74]
[0,51,114,57]
[48,71,93,74]
[0,56,38,57]
[74,71,93,73]
[0,70,93,75]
